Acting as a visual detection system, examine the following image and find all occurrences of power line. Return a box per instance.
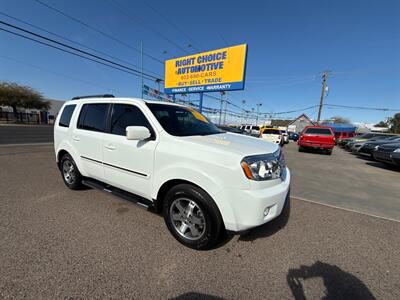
[0,24,157,81]
[32,0,164,64]
[0,11,163,79]
[142,2,203,52]
[325,104,400,112]
[0,20,159,80]
[107,0,190,55]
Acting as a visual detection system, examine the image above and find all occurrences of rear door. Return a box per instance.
[73,102,109,181]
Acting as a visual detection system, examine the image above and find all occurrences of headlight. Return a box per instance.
[374,146,379,151]
[241,150,285,181]
[394,148,400,153]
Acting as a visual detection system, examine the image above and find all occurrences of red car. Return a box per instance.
[298,126,336,155]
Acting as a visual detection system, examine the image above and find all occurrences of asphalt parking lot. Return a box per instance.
[0,132,399,299]
[284,143,400,222]
[0,124,53,145]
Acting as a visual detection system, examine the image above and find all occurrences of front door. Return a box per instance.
[102,103,158,199]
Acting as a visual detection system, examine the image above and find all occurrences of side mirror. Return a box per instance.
[126,126,151,140]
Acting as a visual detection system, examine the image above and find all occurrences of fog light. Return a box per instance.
[264,207,270,216]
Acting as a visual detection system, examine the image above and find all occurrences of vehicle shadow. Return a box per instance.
[287,261,376,300]
[300,148,331,155]
[365,161,400,172]
[169,292,225,300]
[237,193,290,242]
[355,154,373,161]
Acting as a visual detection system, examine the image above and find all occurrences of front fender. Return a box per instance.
[152,165,223,199]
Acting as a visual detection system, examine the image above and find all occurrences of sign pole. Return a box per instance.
[199,92,203,113]
[140,41,144,99]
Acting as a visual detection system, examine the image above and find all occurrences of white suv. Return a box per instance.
[54,96,290,249]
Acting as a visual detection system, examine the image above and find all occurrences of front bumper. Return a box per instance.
[213,168,291,232]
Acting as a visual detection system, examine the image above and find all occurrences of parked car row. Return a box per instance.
[339,133,400,168]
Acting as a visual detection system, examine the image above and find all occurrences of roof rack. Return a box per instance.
[71,94,115,100]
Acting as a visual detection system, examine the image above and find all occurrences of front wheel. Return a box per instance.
[163,184,223,250]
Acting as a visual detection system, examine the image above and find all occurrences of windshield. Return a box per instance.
[147,103,223,137]
[357,133,374,139]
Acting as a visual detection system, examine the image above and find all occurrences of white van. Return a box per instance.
[54,95,290,249]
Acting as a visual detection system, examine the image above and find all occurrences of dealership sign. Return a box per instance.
[164,44,247,94]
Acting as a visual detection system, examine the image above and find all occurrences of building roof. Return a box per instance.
[270,119,292,127]
[288,113,315,125]
[320,123,357,132]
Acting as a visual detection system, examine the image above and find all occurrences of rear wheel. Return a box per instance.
[163,184,222,250]
[60,154,83,190]
[298,146,304,152]
[326,149,333,155]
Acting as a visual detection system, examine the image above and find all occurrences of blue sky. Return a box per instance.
[0,0,399,123]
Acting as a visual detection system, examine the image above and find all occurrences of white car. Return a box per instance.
[243,125,260,136]
[260,128,284,146]
[281,130,289,144]
[54,96,290,249]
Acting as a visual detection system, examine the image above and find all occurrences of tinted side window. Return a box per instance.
[59,105,76,127]
[110,104,151,136]
[78,103,108,132]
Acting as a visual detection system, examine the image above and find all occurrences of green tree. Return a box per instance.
[324,116,351,124]
[389,113,400,133]
[0,82,50,117]
[374,121,388,128]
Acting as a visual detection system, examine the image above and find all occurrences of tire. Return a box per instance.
[163,183,223,250]
[60,153,83,190]
[326,149,333,155]
[298,146,304,152]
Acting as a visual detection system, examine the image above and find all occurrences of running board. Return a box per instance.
[82,178,155,211]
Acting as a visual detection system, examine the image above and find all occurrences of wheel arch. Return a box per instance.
[57,149,70,169]
[155,179,201,213]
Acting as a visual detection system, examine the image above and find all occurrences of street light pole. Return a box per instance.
[140,41,144,99]
[256,103,262,126]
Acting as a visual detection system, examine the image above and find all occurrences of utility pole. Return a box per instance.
[241,100,246,125]
[140,41,144,99]
[317,71,330,123]
[219,91,225,125]
[256,103,262,126]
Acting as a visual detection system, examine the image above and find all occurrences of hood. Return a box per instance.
[379,142,400,151]
[180,133,279,157]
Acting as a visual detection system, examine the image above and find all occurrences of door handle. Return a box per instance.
[72,135,80,142]
[105,144,116,150]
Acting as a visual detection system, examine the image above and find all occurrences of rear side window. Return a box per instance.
[263,129,281,134]
[305,128,332,135]
[78,103,108,132]
[59,105,76,127]
[110,104,151,136]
